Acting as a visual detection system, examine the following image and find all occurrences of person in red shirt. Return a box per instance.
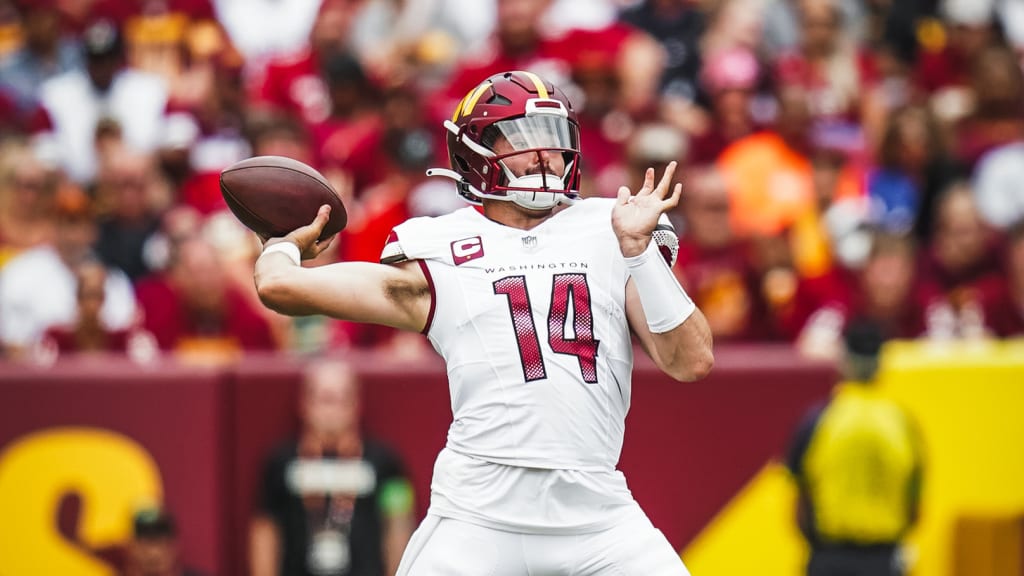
[311,51,388,196]
[135,237,276,354]
[689,47,762,164]
[795,230,942,360]
[771,0,877,151]
[41,258,151,356]
[252,0,365,127]
[984,222,1024,337]
[673,165,772,341]
[439,0,654,122]
[913,0,997,111]
[952,44,1024,169]
[917,183,1007,339]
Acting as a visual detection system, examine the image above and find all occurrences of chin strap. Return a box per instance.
[426,166,578,209]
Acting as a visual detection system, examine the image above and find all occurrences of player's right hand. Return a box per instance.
[262,204,337,260]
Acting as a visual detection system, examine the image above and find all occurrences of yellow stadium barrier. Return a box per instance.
[683,339,1024,576]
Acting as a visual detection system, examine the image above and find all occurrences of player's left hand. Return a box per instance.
[612,161,682,258]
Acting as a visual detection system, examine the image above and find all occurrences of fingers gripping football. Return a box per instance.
[263,204,336,261]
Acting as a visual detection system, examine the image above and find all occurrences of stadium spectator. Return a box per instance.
[170,48,251,214]
[918,183,1005,339]
[796,231,925,359]
[32,19,170,184]
[0,0,82,121]
[252,0,365,127]
[39,258,155,359]
[760,0,867,60]
[771,0,877,153]
[0,187,137,358]
[135,236,276,355]
[313,51,387,197]
[701,0,766,57]
[717,84,816,238]
[619,0,705,106]
[971,140,1024,232]
[442,0,661,120]
[914,0,997,123]
[784,145,865,293]
[984,222,1024,337]
[249,113,316,169]
[622,123,688,197]
[868,104,964,242]
[124,507,211,576]
[250,358,414,576]
[569,48,630,196]
[673,165,768,341]
[94,147,168,281]
[97,0,217,85]
[213,0,323,68]
[952,43,1024,169]
[787,318,924,576]
[689,47,762,164]
[0,139,57,266]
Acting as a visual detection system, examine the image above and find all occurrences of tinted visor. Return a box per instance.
[481,116,580,154]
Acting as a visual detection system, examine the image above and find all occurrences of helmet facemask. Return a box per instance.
[482,109,581,210]
[431,92,583,210]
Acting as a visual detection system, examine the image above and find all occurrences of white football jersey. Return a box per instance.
[383,198,636,471]
[381,198,678,532]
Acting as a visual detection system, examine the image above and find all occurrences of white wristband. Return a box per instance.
[625,240,696,333]
[259,241,301,266]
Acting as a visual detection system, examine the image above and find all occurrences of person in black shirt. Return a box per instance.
[250,358,415,576]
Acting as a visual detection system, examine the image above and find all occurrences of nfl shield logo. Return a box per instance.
[521,235,538,251]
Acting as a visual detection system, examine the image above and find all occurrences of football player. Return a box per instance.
[255,70,713,575]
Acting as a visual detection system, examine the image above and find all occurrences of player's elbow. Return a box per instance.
[255,269,301,315]
[690,347,715,380]
[669,346,714,382]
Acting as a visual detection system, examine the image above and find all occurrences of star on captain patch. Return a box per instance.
[521,235,538,251]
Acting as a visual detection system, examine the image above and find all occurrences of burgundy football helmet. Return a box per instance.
[427,71,582,210]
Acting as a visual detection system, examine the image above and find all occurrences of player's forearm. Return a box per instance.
[625,240,714,381]
[648,309,714,382]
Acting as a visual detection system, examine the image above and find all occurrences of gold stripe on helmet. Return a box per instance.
[520,71,549,99]
[451,93,468,122]
[457,81,492,120]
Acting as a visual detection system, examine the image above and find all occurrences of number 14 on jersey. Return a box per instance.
[493,273,600,384]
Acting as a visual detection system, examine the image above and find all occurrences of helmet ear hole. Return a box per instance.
[453,155,471,172]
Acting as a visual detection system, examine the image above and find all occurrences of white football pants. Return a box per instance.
[395,508,692,576]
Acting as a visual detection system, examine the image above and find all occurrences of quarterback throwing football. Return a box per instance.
[255,71,713,575]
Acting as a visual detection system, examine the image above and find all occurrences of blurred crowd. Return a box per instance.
[0,0,1023,364]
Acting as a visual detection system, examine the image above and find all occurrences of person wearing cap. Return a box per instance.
[124,508,210,576]
[31,18,169,184]
[786,318,924,576]
[689,47,762,164]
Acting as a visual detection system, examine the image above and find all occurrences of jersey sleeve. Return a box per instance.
[378,213,466,265]
[380,229,408,264]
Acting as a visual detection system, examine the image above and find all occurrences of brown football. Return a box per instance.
[219,156,347,241]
